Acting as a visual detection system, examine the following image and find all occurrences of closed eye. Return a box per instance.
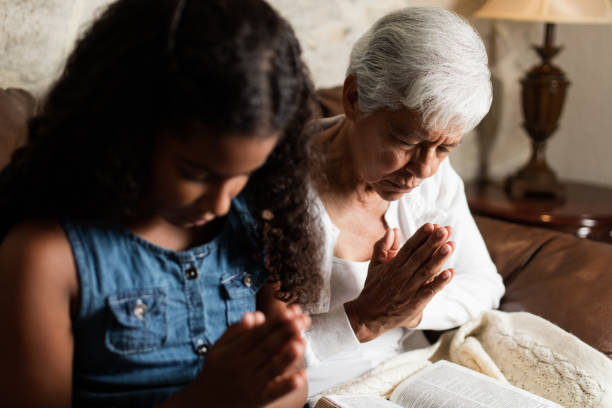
[178,167,211,182]
[438,141,461,153]
[391,134,418,147]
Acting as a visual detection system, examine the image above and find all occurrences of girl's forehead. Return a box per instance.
[157,130,280,176]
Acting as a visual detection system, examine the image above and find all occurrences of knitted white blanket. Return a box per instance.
[313,311,612,408]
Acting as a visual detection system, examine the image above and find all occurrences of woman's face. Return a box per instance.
[150,128,279,228]
[348,107,462,201]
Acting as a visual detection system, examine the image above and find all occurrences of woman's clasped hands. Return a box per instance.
[344,223,455,342]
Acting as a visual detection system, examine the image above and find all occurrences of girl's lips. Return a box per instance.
[183,213,215,227]
[191,218,210,227]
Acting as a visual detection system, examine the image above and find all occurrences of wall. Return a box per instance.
[0,0,112,95]
[0,0,81,94]
[1,0,611,186]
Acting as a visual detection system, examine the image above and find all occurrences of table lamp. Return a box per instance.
[474,0,612,200]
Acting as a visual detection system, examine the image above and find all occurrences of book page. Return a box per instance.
[323,394,403,408]
[390,361,562,408]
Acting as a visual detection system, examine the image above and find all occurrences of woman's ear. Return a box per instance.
[342,74,359,120]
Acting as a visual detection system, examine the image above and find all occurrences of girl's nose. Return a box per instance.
[205,180,234,217]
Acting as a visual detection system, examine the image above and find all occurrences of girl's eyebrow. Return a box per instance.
[177,155,261,178]
[178,156,209,171]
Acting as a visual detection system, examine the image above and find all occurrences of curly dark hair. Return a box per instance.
[0,0,322,305]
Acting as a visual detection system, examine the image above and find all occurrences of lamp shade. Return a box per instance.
[474,0,612,24]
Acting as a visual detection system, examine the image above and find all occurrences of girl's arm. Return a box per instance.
[0,220,78,408]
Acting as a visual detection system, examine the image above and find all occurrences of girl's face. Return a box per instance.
[150,128,279,228]
[348,107,462,201]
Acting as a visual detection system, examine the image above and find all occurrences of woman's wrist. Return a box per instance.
[344,299,378,343]
[402,312,423,329]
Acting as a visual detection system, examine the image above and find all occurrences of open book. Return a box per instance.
[314,360,562,408]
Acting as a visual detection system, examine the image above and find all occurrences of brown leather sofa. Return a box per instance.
[1,86,611,360]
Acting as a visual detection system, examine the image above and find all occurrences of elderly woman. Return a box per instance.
[304,7,505,396]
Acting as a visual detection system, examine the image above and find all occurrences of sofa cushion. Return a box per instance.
[0,88,36,170]
[475,215,612,358]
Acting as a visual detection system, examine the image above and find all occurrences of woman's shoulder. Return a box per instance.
[0,219,78,296]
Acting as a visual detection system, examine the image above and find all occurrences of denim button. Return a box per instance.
[133,299,147,319]
[242,273,253,288]
[106,289,167,355]
[185,267,199,280]
[196,343,208,356]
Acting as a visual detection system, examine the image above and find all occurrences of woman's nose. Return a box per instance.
[410,147,437,179]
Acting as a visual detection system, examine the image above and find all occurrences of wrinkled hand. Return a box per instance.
[344,223,455,342]
[190,305,310,408]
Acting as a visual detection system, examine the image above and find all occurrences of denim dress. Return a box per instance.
[63,196,267,407]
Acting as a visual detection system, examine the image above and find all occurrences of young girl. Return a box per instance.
[0,0,322,407]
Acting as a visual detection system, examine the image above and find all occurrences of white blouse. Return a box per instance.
[303,158,505,396]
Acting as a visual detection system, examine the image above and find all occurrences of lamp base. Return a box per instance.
[506,23,568,202]
[505,163,565,200]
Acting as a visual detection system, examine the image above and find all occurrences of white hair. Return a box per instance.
[347,7,492,133]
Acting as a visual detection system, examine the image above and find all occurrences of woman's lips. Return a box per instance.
[385,179,415,193]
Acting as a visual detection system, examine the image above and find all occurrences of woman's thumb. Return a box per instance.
[371,229,395,266]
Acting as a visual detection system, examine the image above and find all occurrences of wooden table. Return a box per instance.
[465,181,612,244]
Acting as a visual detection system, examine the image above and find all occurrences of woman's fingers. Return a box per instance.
[392,223,435,266]
[399,226,450,277]
[371,228,396,266]
[400,268,454,320]
[361,223,454,337]
[415,268,454,305]
[414,240,455,286]
[445,225,453,239]
[387,228,401,260]
[399,268,454,329]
